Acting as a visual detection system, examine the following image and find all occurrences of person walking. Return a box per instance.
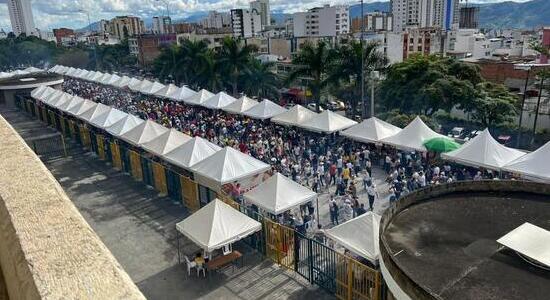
[329,198,339,225]
[366,182,378,211]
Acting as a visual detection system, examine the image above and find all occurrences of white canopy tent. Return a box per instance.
[98,73,112,84]
[57,95,83,112]
[112,75,131,88]
[154,83,179,98]
[441,129,525,170]
[89,107,128,129]
[141,128,192,157]
[47,93,72,109]
[105,74,122,86]
[77,102,111,122]
[191,147,271,185]
[127,78,145,91]
[0,72,12,79]
[243,173,317,215]
[502,141,550,182]
[381,116,448,152]
[90,71,105,83]
[222,96,258,115]
[11,70,29,76]
[75,69,89,79]
[68,99,97,117]
[341,117,402,144]
[105,114,144,137]
[183,89,214,106]
[176,199,262,252]
[31,86,47,98]
[131,79,153,93]
[34,86,55,100]
[141,81,165,95]
[168,86,196,102]
[325,212,381,264]
[118,119,169,146]
[23,67,43,73]
[48,65,60,73]
[298,110,357,133]
[242,99,287,120]
[42,89,64,105]
[162,137,222,170]
[202,92,237,109]
[271,105,317,127]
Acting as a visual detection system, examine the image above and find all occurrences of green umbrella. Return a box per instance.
[423,137,461,153]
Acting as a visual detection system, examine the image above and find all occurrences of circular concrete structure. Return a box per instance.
[379,180,550,300]
[0,72,63,107]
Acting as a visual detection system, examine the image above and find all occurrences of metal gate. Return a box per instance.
[110,142,122,170]
[96,134,106,160]
[265,219,295,270]
[180,175,199,212]
[78,125,91,148]
[336,256,380,300]
[152,161,168,195]
[128,150,143,181]
[166,168,182,202]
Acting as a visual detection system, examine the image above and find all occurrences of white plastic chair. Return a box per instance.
[184,255,196,276]
[196,264,206,277]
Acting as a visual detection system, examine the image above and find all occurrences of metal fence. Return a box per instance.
[20,97,383,300]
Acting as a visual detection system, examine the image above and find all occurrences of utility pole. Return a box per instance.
[360,0,366,119]
[516,66,531,148]
[531,75,545,146]
[80,10,98,70]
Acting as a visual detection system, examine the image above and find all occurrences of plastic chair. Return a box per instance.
[184,255,196,276]
[196,264,206,277]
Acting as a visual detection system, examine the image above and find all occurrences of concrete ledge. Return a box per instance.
[0,114,145,300]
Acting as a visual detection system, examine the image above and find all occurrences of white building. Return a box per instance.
[250,0,271,29]
[391,0,459,32]
[292,5,349,38]
[202,11,231,29]
[446,29,491,59]
[6,0,37,37]
[152,16,172,34]
[37,30,56,42]
[231,9,262,38]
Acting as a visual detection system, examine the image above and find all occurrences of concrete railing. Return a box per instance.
[0,114,145,300]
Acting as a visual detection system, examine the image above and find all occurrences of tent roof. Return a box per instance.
[168,86,196,101]
[105,114,144,137]
[341,117,402,143]
[271,105,318,126]
[118,120,169,146]
[77,102,111,122]
[222,96,259,114]
[162,137,222,170]
[325,212,381,263]
[23,67,43,73]
[57,95,83,112]
[141,81,165,95]
[141,128,192,157]
[202,92,237,109]
[11,70,29,76]
[176,199,262,252]
[299,110,357,133]
[133,79,154,93]
[75,69,88,79]
[112,75,131,88]
[31,86,46,98]
[34,86,55,100]
[154,83,179,98]
[442,129,525,170]
[183,89,214,105]
[0,72,12,79]
[191,147,271,184]
[502,141,550,182]
[243,173,317,215]
[89,107,128,129]
[90,71,104,82]
[381,116,447,152]
[105,74,122,86]
[69,99,97,117]
[48,93,72,108]
[128,78,146,91]
[242,99,287,120]
[98,73,112,84]
[42,89,64,104]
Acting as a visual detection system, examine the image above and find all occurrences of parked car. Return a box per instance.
[327,100,346,111]
[307,103,324,112]
[448,127,465,139]
[464,130,481,142]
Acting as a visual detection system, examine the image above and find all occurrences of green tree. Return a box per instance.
[470,82,517,127]
[94,40,136,72]
[216,37,257,96]
[381,110,439,129]
[329,40,388,117]
[242,60,280,99]
[287,40,337,112]
[379,55,477,115]
[55,49,90,68]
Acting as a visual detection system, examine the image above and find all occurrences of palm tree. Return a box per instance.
[242,60,280,99]
[216,37,257,96]
[286,40,337,112]
[329,41,388,117]
[177,39,211,88]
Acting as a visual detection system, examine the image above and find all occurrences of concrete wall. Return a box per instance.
[379,180,550,300]
[0,114,145,300]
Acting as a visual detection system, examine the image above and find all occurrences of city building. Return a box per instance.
[391,0,459,32]
[109,16,145,40]
[250,0,271,29]
[537,27,550,64]
[446,29,491,59]
[201,11,231,29]
[87,33,120,46]
[402,27,443,59]
[172,22,198,34]
[6,0,37,37]
[292,5,349,38]
[128,38,139,55]
[231,8,262,38]
[177,28,233,49]
[135,34,177,66]
[152,16,172,34]
[351,12,393,33]
[53,28,76,46]
[459,6,479,29]
[98,19,111,33]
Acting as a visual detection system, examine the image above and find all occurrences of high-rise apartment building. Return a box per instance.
[231,9,262,38]
[202,11,232,29]
[292,5,349,38]
[391,0,459,32]
[7,0,36,36]
[250,0,271,29]
[109,16,145,40]
[152,16,172,34]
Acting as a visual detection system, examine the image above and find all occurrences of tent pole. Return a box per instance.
[316,196,320,227]
[177,231,181,264]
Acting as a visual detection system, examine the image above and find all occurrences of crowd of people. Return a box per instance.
[62,78,498,227]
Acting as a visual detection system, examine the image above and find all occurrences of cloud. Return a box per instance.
[0,0,532,32]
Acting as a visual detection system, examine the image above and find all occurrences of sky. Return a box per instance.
[0,0,533,33]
